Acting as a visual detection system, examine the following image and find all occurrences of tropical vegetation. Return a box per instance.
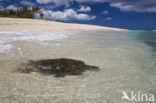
[0,6,43,19]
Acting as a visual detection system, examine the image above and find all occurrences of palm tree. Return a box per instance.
[32,7,40,13]
[39,12,44,19]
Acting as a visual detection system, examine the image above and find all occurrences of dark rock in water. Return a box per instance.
[18,58,100,77]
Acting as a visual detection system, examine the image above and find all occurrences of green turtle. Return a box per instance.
[18,58,100,77]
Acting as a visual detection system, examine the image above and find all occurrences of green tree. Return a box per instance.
[0,6,43,19]
[40,12,44,19]
[32,7,40,13]
[18,6,34,18]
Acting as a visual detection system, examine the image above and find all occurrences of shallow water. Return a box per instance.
[0,30,156,103]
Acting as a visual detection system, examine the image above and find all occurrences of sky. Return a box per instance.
[0,0,156,30]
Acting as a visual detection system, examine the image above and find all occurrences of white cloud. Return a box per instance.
[36,0,72,7]
[1,0,156,13]
[109,0,156,13]
[78,6,91,12]
[35,0,156,13]
[110,3,134,12]
[75,0,107,3]
[52,0,73,7]
[106,17,112,20]
[40,9,96,21]
[20,1,35,6]
[36,0,52,4]
[102,10,109,14]
[6,5,19,10]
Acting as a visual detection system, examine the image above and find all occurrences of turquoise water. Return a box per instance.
[135,31,156,53]
[126,30,156,73]
[125,30,156,50]
[0,30,156,103]
[67,30,156,102]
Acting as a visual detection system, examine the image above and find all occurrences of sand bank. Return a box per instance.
[0,18,124,31]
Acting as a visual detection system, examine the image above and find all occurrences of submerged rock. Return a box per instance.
[18,58,100,77]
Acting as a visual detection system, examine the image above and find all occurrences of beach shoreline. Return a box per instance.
[0,17,125,32]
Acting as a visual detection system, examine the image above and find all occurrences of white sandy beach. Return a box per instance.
[0,18,123,31]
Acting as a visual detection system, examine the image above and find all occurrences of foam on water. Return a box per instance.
[0,44,14,53]
[0,30,74,54]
